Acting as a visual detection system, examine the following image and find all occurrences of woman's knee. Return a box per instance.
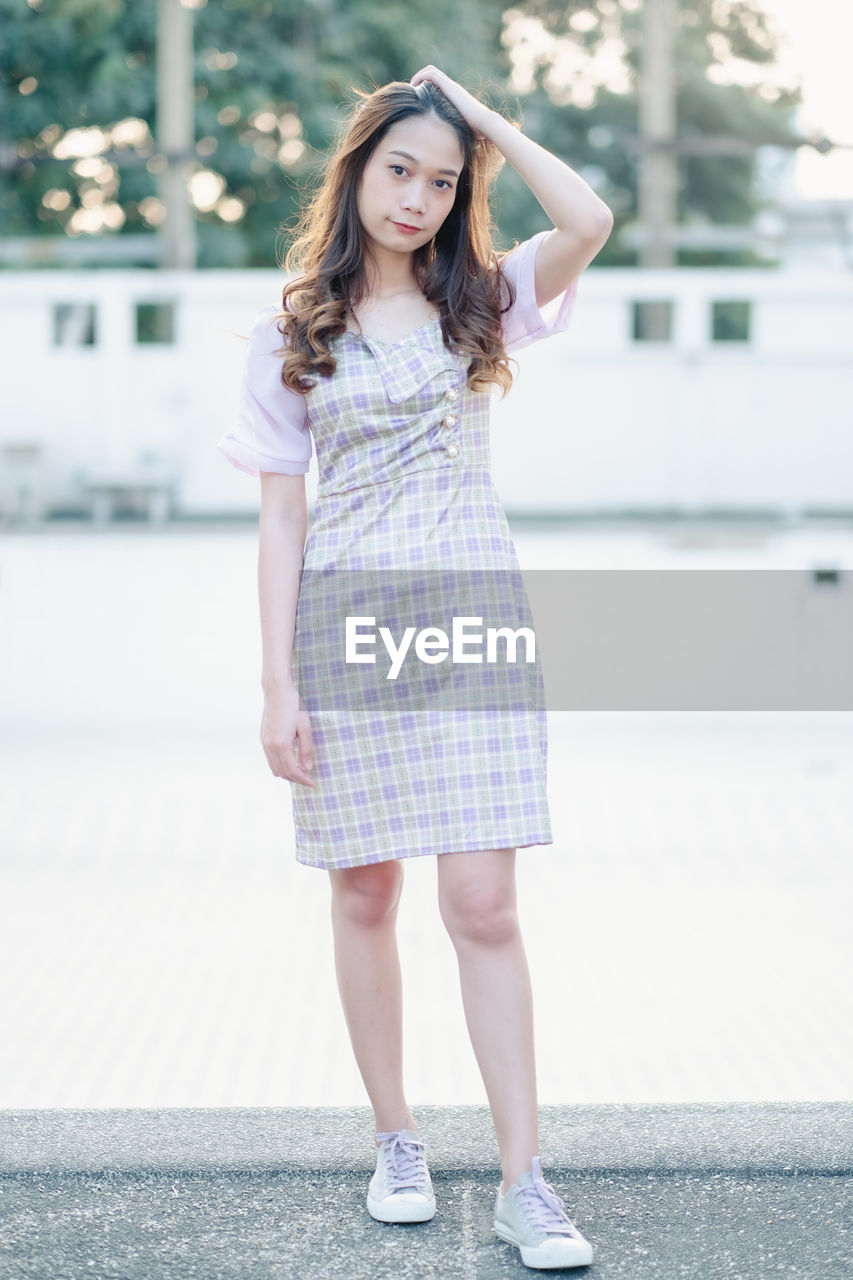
[329,859,403,927]
[438,875,519,949]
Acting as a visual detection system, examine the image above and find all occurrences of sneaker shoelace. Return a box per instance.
[513,1163,582,1238]
[375,1130,429,1193]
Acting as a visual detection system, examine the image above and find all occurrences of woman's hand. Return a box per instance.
[409,66,496,140]
[260,685,316,787]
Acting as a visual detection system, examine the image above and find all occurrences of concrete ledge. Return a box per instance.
[1,1105,851,1279]
[1,1103,850,1175]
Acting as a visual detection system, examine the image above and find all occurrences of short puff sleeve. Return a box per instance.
[217,303,312,477]
[498,230,579,355]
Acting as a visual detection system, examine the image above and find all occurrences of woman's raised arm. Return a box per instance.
[409,65,613,305]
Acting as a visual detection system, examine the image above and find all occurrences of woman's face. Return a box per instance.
[357,113,464,261]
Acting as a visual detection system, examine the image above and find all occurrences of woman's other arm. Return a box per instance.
[258,472,315,786]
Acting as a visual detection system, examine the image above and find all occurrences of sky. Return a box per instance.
[758,0,853,199]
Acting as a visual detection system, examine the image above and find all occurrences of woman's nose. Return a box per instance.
[401,183,426,213]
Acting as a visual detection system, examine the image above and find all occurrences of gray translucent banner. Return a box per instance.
[293,567,545,719]
[293,568,852,712]
[522,568,852,710]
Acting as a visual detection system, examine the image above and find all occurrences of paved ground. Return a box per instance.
[0,521,851,1111]
[1,1103,850,1279]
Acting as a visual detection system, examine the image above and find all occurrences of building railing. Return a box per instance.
[1,267,851,520]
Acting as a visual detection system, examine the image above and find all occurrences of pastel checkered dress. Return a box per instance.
[219,230,579,870]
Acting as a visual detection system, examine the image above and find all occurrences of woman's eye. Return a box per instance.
[390,165,406,176]
[435,180,452,190]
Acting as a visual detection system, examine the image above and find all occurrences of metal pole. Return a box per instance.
[156,0,196,269]
[638,0,677,269]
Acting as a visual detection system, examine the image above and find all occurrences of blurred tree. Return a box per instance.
[0,0,805,267]
[495,0,806,265]
[0,0,515,265]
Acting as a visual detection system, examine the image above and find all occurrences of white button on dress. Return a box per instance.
[445,443,459,459]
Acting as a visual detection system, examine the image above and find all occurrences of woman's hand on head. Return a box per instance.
[260,686,316,787]
[409,66,494,139]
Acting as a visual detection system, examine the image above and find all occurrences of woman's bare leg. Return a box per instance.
[436,847,539,1192]
[328,860,417,1135]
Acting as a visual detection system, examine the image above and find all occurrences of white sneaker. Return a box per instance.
[494,1156,593,1269]
[367,1128,436,1223]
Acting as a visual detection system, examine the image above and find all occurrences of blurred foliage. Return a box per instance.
[0,0,804,268]
[493,0,804,266]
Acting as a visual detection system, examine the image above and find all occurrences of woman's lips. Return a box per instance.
[391,221,422,234]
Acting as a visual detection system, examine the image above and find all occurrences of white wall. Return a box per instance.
[0,267,851,517]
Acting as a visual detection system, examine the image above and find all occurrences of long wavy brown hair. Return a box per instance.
[271,79,521,399]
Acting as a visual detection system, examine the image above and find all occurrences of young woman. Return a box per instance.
[219,66,611,1270]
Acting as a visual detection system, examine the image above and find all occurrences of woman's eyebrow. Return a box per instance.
[387,148,459,178]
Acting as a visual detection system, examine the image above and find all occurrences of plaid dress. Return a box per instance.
[219,231,579,870]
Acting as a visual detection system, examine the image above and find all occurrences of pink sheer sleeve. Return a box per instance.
[217,303,312,477]
[498,230,579,354]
